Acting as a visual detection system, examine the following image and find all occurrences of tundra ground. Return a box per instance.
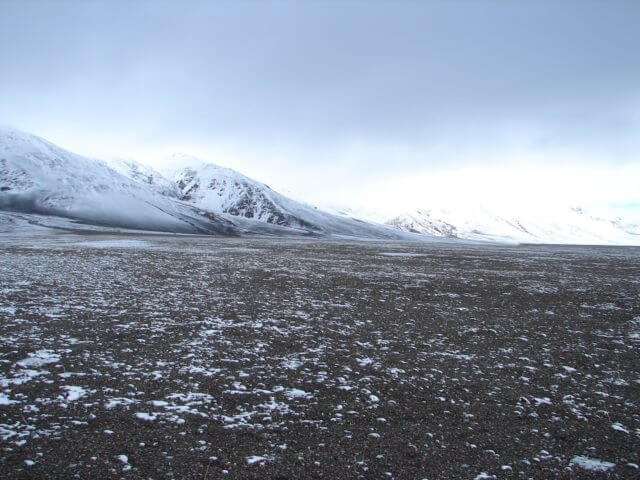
[0,233,639,479]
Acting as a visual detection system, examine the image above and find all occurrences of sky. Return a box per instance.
[1,0,639,217]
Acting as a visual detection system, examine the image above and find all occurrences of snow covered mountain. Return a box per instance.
[106,158,181,198]
[129,153,415,239]
[384,206,640,245]
[0,127,235,234]
[0,128,413,240]
[162,155,328,231]
[2,126,638,245]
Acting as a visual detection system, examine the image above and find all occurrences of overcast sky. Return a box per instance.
[1,0,639,216]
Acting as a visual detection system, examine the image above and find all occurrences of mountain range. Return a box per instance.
[0,127,414,240]
[1,127,638,245]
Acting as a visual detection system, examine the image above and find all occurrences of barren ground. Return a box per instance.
[1,233,639,479]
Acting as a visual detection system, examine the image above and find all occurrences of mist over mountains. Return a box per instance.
[1,127,638,245]
[0,127,414,240]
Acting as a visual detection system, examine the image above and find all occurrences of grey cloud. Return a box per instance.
[1,0,639,170]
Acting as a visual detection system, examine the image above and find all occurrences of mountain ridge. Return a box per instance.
[383,206,640,245]
[2,126,639,245]
[0,127,417,240]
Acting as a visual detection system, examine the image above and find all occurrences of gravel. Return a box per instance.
[0,233,639,479]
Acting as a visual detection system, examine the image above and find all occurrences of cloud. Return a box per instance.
[1,0,638,214]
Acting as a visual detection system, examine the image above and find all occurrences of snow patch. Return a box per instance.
[570,456,616,472]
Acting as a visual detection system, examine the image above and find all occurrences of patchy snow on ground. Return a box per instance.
[0,233,638,478]
[70,239,151,249]
[246,454,277,465]
[16,349,61,368]
[60,385,88,402]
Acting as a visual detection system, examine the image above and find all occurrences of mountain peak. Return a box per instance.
[159,153,249,182]
[158,153,211,178]
[0,126,59,156]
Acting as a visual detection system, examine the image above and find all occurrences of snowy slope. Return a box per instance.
[0,128,417,240]
[167,157,306,226]
[384,206,640,245]
[160,155,414,239]
[106,158,181,198]
[0,128,236,234]
[4,127,635,245]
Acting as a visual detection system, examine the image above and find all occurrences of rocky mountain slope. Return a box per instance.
[162,156,343,232]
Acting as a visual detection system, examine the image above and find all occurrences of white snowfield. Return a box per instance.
[328,201,640,246]
[383,206,640,246]
[1,126,638,245]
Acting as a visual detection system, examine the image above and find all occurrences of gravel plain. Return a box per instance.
[0,233,639,479]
